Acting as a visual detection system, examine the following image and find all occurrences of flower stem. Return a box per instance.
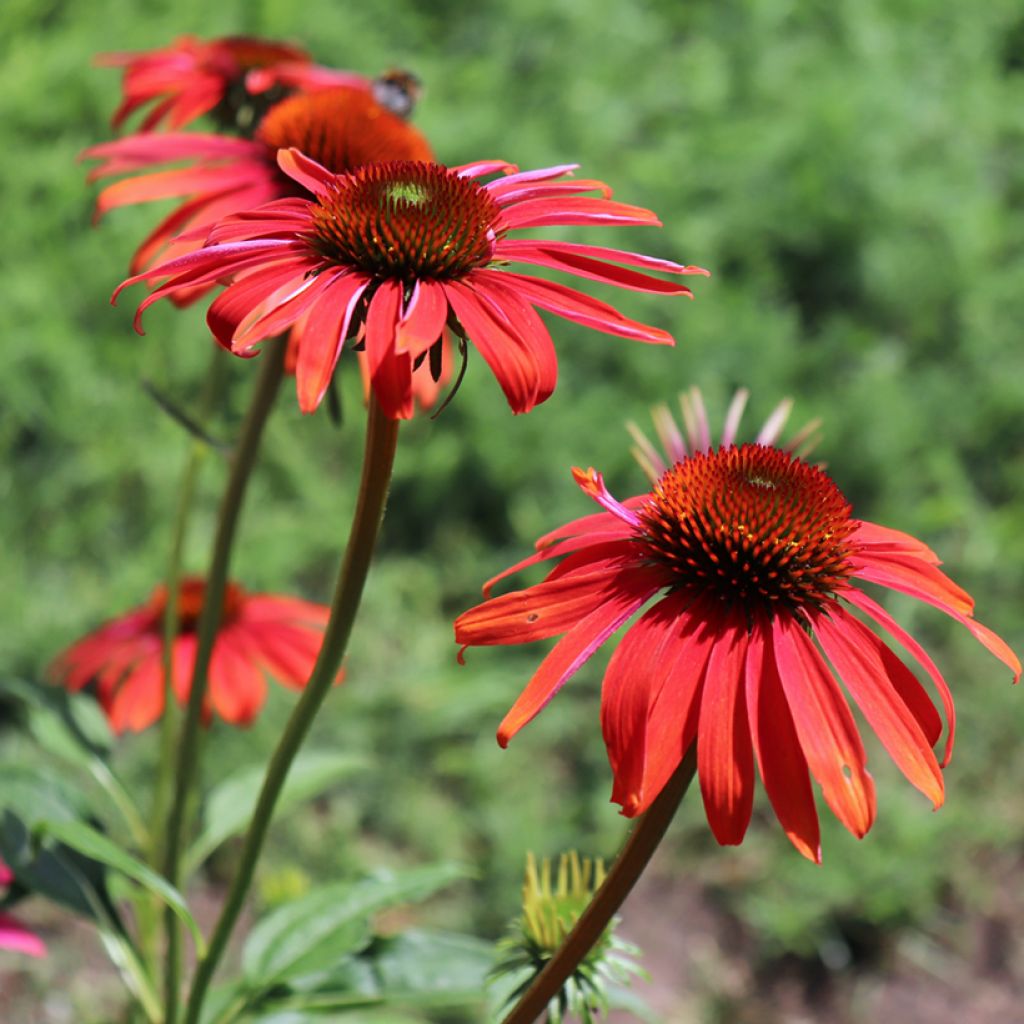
[501,747,698,1024]
[182,393,400,1024]
[151,349,228,871]
[162,341,286,1021]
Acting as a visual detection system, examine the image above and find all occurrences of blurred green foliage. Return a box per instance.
[3,0,1024,1015]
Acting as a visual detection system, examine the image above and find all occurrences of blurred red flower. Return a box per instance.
[84,85,432,295]
[456,443,1019,862]
[51,577,334,733]
[97,34,366,132]
[116,152,708,419]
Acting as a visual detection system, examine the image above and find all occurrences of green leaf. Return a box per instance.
[242,864,469,989]
[38,819,206,956]
[185,751,364,875]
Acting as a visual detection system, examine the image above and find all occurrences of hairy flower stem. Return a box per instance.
[162,341,286,1021]
[183,394,400,1024]
[502,747,698,1024]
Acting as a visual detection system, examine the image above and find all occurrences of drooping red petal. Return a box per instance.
[443,279,543,413]
[843,586,953,765]
[813,605,944,808]
[495,568,664,745]
[747,616,821,862]
[772,615,876,838]
[611,594,721,816]
[108,658,164,733]
[364,279,414,419]
[697,611,754,845]
[456,560,658,647]
[293,272,370,413]
[498,196,663,231]
[851,551,974,615]
[498,272,677,346]
[208,637,267,725]
[398,280,449,359]
[851,520,941,563]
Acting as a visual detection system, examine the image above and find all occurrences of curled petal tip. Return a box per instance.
[684,265,712,277]
[456,643,468,666]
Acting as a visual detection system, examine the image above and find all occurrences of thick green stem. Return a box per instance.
[162,341,286,1021]
[502,747,698,1024]
[182,394,400,1024]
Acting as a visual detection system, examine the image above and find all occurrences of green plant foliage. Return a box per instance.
[2,0,1024,1015]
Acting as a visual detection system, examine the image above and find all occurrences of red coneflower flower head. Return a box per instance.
[85,84,433,297]
[98,34,369,133]
[116,152,709,419]
[51,577,336,733]
[456,441,1019,862]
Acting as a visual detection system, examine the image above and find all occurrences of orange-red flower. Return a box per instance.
[0,861,45,958]
[98,34,367,132]
[116,152,708,419]
[456,440,1019,862]
[51,577,334,733]
[84,85,433,296]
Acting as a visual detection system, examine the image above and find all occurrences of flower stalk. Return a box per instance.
[501,747,697,1024]
[182,392,401,1024]
[161,339,286,1020]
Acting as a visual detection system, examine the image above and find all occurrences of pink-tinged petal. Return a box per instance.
[482,526,638,597]
[398,280,449,358]
[852,521,941,563]
[747,616,821,862]
[208,638,267,725]
[534,495,647,548]
[276,147,336,195]
[294,271,370,413]
[697,611,754,845]
[454,160,519,179]
[232,272,333,348]
[813,605,944,808]
[497,239,704,278]
[721,389,750,448]
[843,587,953,765]
[443,280,542,413]
[83,133,258,171]
[571,467,643,527]
[481,163,579,187]
[0,862,12,886]
[772,615,876,838]
[498,196,664,231]
[754,397,792,447]
[495,241,698,295]
[612,594,721,816]
[205,262,314,350]
[540,540,647,587]
[0,914,46,958]
[495,568,663,745]
[364,280,414,420]
[201,198,314,245]
[497,272,677,345]
[851,552,974,615]
[487,179,615,204]
[456,561,661,647]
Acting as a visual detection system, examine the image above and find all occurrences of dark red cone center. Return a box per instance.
[149,577,246,633]
[306,160,501,281]
[638,444,856,614]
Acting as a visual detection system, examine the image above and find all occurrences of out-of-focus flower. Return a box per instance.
[83,84,432,296]
[98,34,368,132]
[51,577,334,733]
[0,861,46,958]
[628,386,822,483]
[116,152,708,419]
[456,443,1020,862]
[491,852,643,1024]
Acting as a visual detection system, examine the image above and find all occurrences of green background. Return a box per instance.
[3,0,1024,1019]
